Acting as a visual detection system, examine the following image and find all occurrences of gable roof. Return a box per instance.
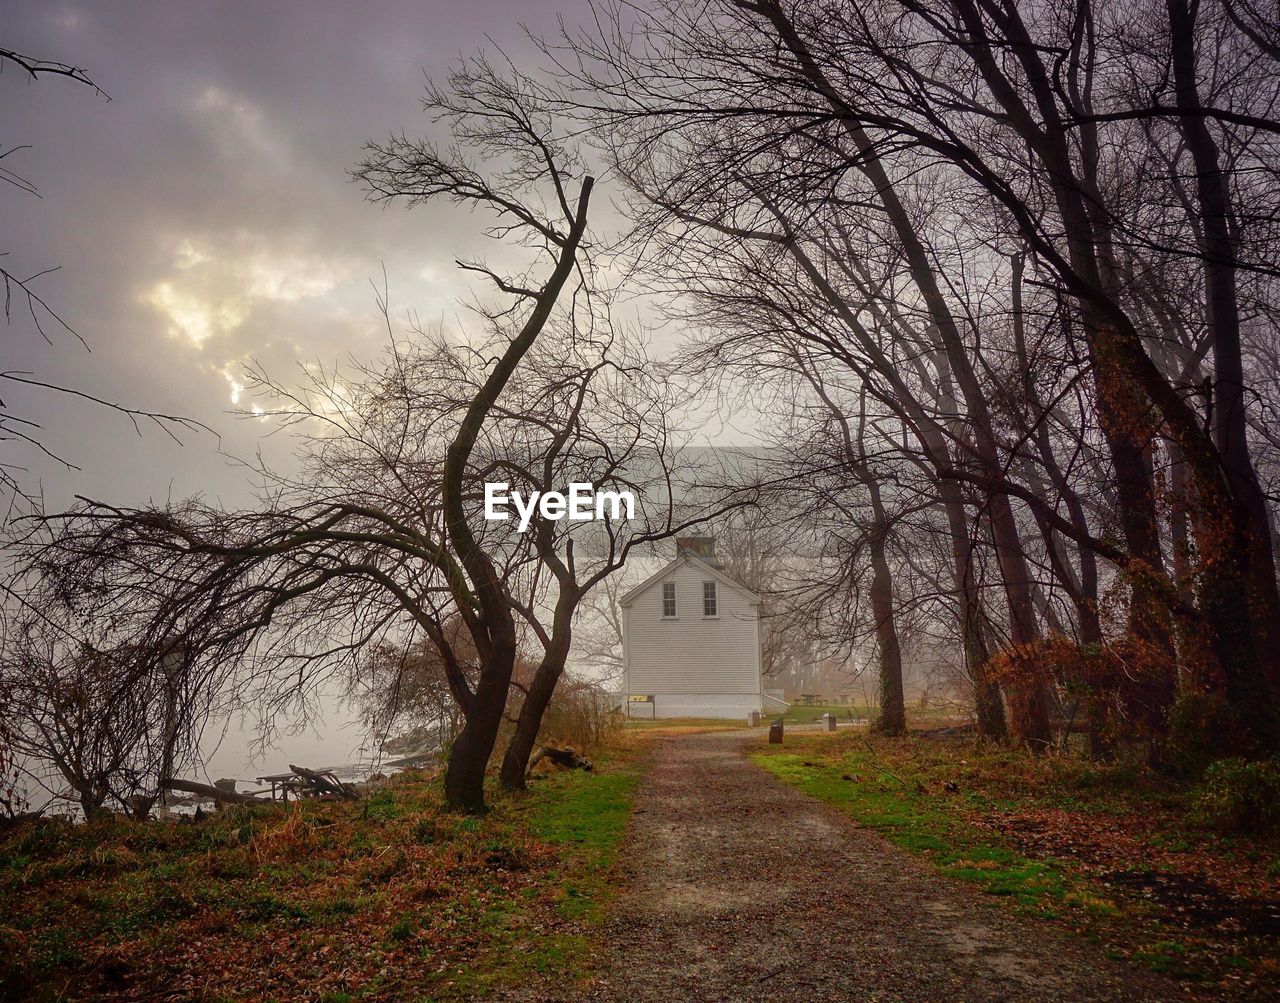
[618,552,763,608]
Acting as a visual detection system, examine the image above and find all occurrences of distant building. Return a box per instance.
[620,537,788,719]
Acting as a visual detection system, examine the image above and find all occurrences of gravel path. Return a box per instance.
[554,730,1183,1002]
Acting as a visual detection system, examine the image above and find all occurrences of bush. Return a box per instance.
[534,675,621,754]
[1165,691,1247,776]
[1192,757,1280,834]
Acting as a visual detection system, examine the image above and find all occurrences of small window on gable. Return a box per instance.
[703,581,718,617]
[662,581,677,618]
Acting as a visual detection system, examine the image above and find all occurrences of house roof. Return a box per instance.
[618,552,763,608]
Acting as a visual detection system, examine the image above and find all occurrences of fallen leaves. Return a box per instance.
[1,765,624,1001]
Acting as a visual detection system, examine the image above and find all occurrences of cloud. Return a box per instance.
[193,86,292,169]
[139,231,363,414]
[142,278,247,349]
[6,0,594,510]
[52,9,85,31]
[140,231,348,350]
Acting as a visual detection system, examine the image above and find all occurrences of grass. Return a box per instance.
[533,769,634,926]
[753,731,1280,997]
[619,706,880,729]
[756,749,1072,910]
[0,743,642,1002]
[776,702,874,725]
[440,765,640,995]
[621,716,743,732]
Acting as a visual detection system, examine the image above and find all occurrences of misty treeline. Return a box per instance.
[549,0,1280,763]
[4,0,1280,814]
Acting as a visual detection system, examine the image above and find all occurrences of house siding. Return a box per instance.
[623,559,761,718]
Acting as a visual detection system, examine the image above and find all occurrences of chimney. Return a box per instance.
[676,536,721,568]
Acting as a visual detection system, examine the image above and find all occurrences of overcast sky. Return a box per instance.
[4,2,714,777]
[4,1,610,513]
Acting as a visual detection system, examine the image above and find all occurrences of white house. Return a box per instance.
[620,537,786,719]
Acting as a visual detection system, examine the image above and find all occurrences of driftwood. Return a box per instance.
[384,751,436,769]
[164,765,359,808]
[528,745,593,775]
[161,777,271,805]
[288,764,359,800]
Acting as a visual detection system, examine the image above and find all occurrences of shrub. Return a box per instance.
[1165,691,1247,776]
[1192,757,1280,834]
[535,675,621,754]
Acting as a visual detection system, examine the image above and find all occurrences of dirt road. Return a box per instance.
[555,730,1181,1002]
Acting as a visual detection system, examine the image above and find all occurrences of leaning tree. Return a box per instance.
[11,53,743,811]
[10,54,595,812]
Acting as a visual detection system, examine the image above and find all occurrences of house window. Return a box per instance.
[662,582,677,618]
[703,581,718,617]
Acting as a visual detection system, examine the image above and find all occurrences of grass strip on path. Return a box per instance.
[438,763,639,998]
[753,732,1279,999]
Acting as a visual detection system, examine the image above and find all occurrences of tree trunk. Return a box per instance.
[1168,0,1280,700]
[939,475,1006,741]
[1093,347,1177,737]
[867,483,905,736]
[1167,437,1213,688]
[438,178,594,811]
[443,726,489,813]
[161,777,270,805]
[79,788,107,821]
[500,621,573,791]
[986,499,1055,751]
[444,645,514,813]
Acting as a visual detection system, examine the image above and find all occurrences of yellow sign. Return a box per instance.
[628,694,654,703]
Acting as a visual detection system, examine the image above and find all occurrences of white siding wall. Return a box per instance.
[623,559,761,718]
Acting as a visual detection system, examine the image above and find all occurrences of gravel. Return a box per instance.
[519,729,1185,1002]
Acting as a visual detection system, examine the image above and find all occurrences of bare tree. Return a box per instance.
[0,591,230,820]
[549,0,1280,756]
[350,622,475,760]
